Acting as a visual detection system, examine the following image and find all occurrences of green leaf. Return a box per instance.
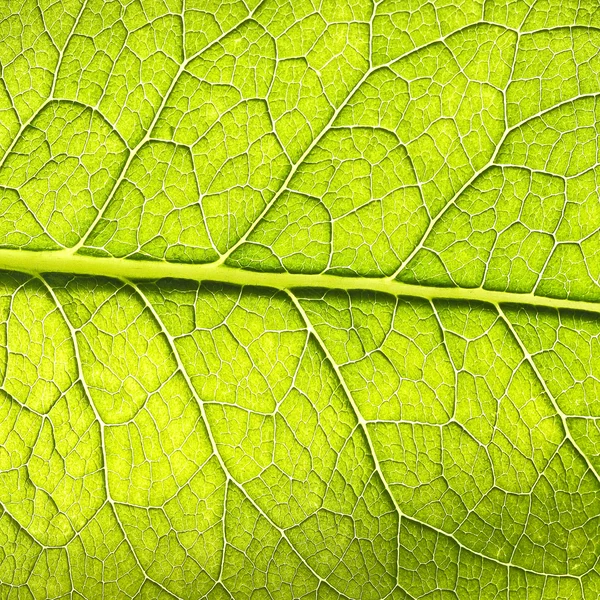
[1,1,600,598]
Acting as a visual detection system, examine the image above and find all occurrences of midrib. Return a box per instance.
[0,248,598,314]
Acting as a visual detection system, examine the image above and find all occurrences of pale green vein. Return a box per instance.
[0,249,598,315]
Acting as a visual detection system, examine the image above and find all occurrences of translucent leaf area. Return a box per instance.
[1,0,600,598]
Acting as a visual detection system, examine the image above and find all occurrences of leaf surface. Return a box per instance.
[1,1,600,598]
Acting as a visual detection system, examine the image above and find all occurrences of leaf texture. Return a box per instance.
[1,1,600,598]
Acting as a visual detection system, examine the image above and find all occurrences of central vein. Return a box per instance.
[0,248,598,315]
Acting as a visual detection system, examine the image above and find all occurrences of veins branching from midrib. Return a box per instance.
[70,6,265,253]
[129,280,336,594]
[2,7,599,316]
[55,7,493,256]
[71,12,597,268]
[292,287,600,581]
[37,275,184,600]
